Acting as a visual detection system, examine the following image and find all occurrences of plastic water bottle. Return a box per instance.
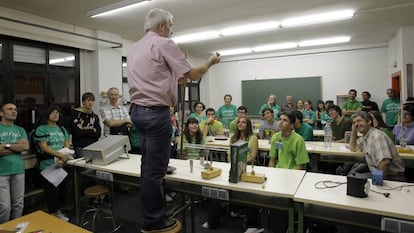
[324,123,332,148]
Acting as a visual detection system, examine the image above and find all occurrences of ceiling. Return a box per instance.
[1,0,414,58]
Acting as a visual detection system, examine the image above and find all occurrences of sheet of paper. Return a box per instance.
[40,164,68,187]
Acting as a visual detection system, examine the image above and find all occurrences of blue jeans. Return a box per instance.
[131,105,171,226]
[0,173,25,223]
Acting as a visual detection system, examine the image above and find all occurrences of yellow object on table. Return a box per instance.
[397,147,414,153]
[201,167,222,179]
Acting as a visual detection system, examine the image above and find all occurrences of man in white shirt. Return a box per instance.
[100,87,132,136]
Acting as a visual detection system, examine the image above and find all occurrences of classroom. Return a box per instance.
[1,1,414,233]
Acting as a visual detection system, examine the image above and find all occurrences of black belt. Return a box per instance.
[132,103,169,111]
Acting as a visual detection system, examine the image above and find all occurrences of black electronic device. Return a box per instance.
[347,172,369,198]
[166,166,176,174]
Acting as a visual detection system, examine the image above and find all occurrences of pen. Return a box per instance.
[28,230,44,233]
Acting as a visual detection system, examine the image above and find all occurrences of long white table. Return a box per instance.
[294,172,414,232]
[68,154,306,233]
[206,138,414,161]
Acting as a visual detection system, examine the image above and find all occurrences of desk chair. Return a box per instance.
[81,171,120,232]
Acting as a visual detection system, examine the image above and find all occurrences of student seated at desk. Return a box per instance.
[393,103,414,145]
[188,101,207,123]
[258,94,281,121]
[177,117,205,159]
[200,108,224,137]
[229,106,247,134]
[33,106,72,221]
[268,111,309,233]
[203,116,261,232]
[369,110,394,140]
[327,104,352,142]
[258,108,279,140]
[293,110,313,141]
[350,111,405,181]
[302,100,316,128]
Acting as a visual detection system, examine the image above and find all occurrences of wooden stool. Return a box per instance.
[141,218,182,233]
[81,185,120,232]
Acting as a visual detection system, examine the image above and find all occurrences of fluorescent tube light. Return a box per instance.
[253,42,297,52]
[216,48,252,56]
[298,36,351,47]
[281,10,354,28]
[220,21,279,36]
[87,0,150,18]
[172,31,221,44]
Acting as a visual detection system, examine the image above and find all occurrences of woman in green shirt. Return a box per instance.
[178,117,205,159]
[34,106,71,221]
[188,102,207,123]
[369,110,394,141]
[230,116,262,232]
[229,116,258,164]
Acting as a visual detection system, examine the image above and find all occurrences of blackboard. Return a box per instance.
[242,77,322,115]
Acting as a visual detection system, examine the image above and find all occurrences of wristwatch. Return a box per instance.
[4,144,11,149]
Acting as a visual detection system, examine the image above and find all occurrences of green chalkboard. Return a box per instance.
[242,77,322,115]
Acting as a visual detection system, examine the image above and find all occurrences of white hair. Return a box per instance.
[144,8,174,32]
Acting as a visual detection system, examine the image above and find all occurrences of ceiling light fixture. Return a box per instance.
[172,31,221,44]
[280,10,354,28]
[87,0,151,18]
[298,36,351,47]
[220,21,280,36]
[253,42,297,52]
[216,48,252,56]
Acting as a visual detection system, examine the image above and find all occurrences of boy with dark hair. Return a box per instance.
[70,92,101,157]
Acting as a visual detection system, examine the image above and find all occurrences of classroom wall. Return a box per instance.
[388,26,414,101]
[201,46,390,111]
[2,6,414,114]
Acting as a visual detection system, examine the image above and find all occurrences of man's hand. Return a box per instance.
[178,75,188,85]
[208,52,221,65]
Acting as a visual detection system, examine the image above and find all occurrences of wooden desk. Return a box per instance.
[68,154,305,233]
[294,172,414,232]
[0,210,91,233]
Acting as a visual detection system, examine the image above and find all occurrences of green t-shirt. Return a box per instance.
[216,104,237,128]
[200,120,224,136]
[295,122,313,141]
[258,104,281,121]
[302,109,316,128]
[34,124,69,170]
[129,124,140,148]
[229,118,238,134]
[319,111,332,124]
[269,131,309,169]
[188,112,207,123]
[342,100,362,118]
[381,98,400,127]
[0,123,27,175]
[178,135,205,159]
[246,135,256,161]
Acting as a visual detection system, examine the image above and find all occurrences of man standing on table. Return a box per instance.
[127,8,220,232]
